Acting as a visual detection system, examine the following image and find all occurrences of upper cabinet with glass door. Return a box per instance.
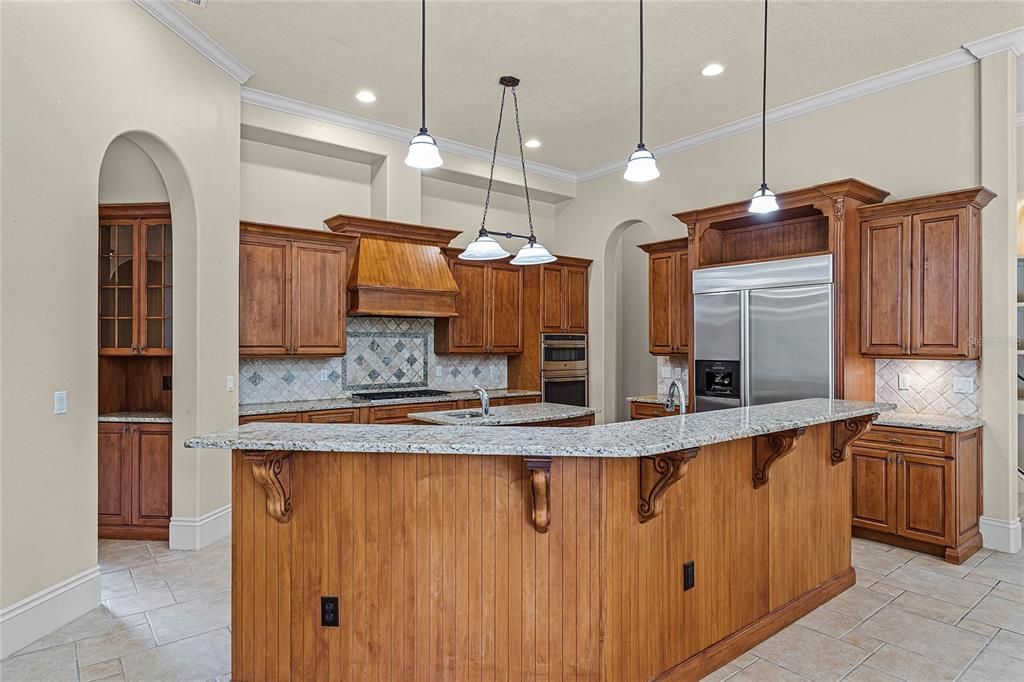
[98,204,172,356]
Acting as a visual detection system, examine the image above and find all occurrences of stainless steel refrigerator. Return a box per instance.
[692,254,833,412]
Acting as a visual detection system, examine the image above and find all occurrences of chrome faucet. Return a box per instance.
[473,385,491,416]
[665,380,686,413]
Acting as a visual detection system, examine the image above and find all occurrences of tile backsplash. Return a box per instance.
[657,356,689,397]
[875,359,980,417]
[239,317,507,404]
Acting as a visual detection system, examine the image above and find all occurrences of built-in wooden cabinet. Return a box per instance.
[435,250,524,354]
[852,424,982,564]
[99,204,172,356]
[98,421,172,540]
[239,395,543,425]
[239,222,355,357]
[540,260,589,333]
[629,401,681,420]
[639,238,690,355]
[859,188,993,359]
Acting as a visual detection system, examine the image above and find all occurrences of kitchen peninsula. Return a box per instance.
[187,398,893,680]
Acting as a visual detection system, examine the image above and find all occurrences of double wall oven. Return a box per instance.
[541,334,588,407]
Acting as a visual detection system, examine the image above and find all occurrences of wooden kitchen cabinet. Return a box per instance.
[859,188,993,359]
[540,259,590,333]
[239,222,354,357]
[629,401,681,420]
[98,204,172,357]
[638,237,690,355]
[852,424,982,563]
[435,251,524,354]
[98,421,172,540]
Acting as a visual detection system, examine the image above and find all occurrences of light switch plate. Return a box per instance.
[320,369,330,382]
[897,374,912,391]
[226,375,235,392]
[953,377,974,394]
[53,391,67,415]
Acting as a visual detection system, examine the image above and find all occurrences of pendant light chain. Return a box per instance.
[760,0,768,187]
[479,86,507,233]
[511,87,536,241]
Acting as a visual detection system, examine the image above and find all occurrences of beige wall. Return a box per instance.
[1,0,240,632]
[557,62,1019,537]
[613,222,656,422]
[98,137,169,204]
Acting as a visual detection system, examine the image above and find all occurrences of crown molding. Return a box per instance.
[133,0,253,84]
[962,27,1024,58]
[241,87,579,184]
[578,47,979,182]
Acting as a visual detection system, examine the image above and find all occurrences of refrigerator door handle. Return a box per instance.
[740,290,751,407]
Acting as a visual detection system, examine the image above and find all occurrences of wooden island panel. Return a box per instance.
[231,422,855,681]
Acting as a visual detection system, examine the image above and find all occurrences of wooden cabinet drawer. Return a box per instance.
[630,401,680,420]
[369,401,458,424]
[239,412,302,425]
[305,409,359,424]
[544,415,595,428]
[857,425,950,456]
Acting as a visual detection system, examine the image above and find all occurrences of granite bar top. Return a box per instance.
[188,398,895,459]
[627,394,679,406]
[238,389,542,417]
[875,412,985,433]
[410,402,597,426]
[98,412,173,424]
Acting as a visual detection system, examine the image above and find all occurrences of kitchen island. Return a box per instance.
[409,401,596,427]
[187,398,893,681]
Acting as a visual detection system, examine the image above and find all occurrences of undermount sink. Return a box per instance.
[447,412,484,419]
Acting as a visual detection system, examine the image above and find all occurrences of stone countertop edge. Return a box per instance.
[409,402,597,426]
[237,389,543,417]
[627,394,680,406]
[187,398,896,459]
[875,412,985,433]
[98,412,173,423]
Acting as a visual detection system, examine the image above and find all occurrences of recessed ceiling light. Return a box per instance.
[524,138,542,149]
[701,63,725,77]
[355,90,377,103]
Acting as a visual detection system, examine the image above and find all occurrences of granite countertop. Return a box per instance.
[98,411,173,423]
[409,402,597,426]
[627,394,680,407]
[875,412,985,433]
[188,398,895,459]
[238,389,542,417]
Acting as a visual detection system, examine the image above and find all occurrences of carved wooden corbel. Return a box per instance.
[243,451,293,523]
[638,448,699,523]
[752,427,807,488]
[524,457,553,533]
[831,414,878,465]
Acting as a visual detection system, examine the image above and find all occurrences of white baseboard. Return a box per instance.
[0,565,100,658]
[169,504,231,551]
[980,515,1023,554]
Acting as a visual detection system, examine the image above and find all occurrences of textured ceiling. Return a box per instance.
[183,0,1023,172]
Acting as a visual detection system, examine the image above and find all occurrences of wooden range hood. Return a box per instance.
[325,214,461,317]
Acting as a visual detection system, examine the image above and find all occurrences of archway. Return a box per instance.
[603,220,657,422]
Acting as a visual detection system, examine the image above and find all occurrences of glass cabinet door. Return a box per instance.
[99,220,137,354]
[140,219,172,354]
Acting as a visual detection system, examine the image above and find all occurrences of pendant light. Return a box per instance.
[623,0,659,183]
[748,0,779,213]
[404,0,443,169]
[461,76,556,266]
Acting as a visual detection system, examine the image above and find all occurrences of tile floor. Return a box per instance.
[2,535,1023,681]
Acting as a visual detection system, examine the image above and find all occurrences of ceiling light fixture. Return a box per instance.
[748,0,779,214]
[700,63,725,77]
[355,90,377,103]
[404,0,443,169]
[461,76,555,266]
[624,0,659,183]
[524,138,542,149]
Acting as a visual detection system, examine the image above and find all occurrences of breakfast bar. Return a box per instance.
[187,398,893,681]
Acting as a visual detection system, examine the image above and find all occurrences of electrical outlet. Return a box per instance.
[53,391,68,415]
[683,561,695,591]
[953,377,974,394]
[321,596,340,627]
[226,375,234,392]
[162,375,172,391]
[320,369,330,382]
[898,374,912,391]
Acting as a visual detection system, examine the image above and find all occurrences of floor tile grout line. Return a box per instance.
[952,622,1002,681]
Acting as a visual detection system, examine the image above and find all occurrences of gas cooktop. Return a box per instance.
[350,389,450,401]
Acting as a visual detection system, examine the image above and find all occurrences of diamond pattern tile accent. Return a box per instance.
[875,359,980,417]
[657,356,689,395]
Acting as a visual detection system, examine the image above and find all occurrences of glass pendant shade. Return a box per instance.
[623,145,660,183]
[748,185,779,214]
[510,240,556,266]
[459,234,510,261]
[405,130,443,169]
